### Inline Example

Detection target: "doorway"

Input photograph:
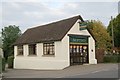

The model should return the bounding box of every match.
[70,44,88,65]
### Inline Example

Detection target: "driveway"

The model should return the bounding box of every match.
[2,63,119,78]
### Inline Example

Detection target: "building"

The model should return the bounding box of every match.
[14,15,97,70]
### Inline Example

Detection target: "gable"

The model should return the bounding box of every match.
[67,19,95,41]
[68,19,92,36]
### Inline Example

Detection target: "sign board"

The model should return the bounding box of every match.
[79,22,87,30]
[69,36,88,44]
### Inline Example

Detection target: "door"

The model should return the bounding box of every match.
[70,44,88,65]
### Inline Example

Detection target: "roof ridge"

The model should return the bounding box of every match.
[28,15,83,30]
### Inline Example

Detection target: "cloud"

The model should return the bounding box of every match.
[2,0,120,2]
[1,2,118,33]
[60,2,118,26]
[118,1,120,14]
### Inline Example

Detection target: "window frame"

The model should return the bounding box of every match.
[43,42,55,56]
[28,44,36,56]
[17,45,23,56]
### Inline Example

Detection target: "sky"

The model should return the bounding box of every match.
[118,1,120,13]
[0,0,119,33]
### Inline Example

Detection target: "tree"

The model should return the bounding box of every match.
[0,37,2,48]
[1,25,21,60]
[87,20,112,51]
[107,14,120,47]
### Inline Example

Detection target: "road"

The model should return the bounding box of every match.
[2,63,119,79]
[65,68,119,78]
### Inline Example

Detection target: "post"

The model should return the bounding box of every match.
[111,16,116,54]
[111,16,114,48]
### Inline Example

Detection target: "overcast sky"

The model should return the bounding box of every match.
[1,0,119,33]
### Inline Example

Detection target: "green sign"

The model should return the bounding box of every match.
[79,22,87,30]
[69,36,88,44]
[79,26,87,30]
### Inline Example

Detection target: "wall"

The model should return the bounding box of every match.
[14,38,69,70]
[14,19,97,70]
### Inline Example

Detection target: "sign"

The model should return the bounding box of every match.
[79,26,87,30]
[79,22,87,30]
[69,36,88,44]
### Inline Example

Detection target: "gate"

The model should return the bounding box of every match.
[70,44,88,65]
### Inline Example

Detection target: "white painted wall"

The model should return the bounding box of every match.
[88,37,97,64]
[14,19,97,70]
[14,41,69,70]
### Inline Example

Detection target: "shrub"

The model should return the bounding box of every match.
[7,56,14,68]
[118,54,120,63]
[2,58,5,71]
[103,55,120,63]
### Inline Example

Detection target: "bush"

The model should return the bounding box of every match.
[7,56,14,68]
[2,58,5,71]
[103,55,120,63]
[118,54,120,62]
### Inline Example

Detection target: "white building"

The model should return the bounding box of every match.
[14,15,97,70]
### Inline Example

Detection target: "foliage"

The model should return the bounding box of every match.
[1,25,21,60]
[107,14,120,47]
[103,54,120,63]
[2,57,5,71]
[87,20,112,51]
[0,37,2,48]
[7,56,14,68]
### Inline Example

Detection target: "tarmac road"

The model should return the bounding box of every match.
[64,67,119,78]
[2,63,119,79]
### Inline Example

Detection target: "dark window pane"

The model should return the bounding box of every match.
[29,44,36,55]
[17,45,23,55]
[43,42,55,55]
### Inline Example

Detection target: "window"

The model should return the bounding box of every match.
[43,42,55,55]
[29,44,36,55]
[17,45,23,55]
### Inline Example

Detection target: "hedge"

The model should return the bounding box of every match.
[8,56,14,68]
[103,55,120,63]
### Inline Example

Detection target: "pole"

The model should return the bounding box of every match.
[111,16,114,50]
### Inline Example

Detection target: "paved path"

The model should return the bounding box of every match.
[2,63,119,78]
